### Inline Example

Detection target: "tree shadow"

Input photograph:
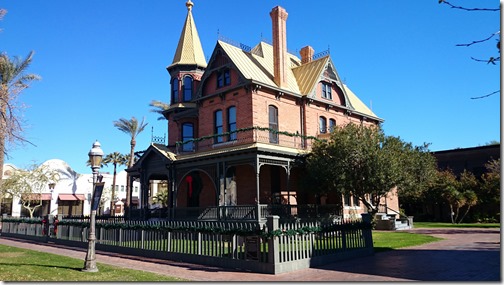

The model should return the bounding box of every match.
[310,248,500,281]
[0,262,82,272]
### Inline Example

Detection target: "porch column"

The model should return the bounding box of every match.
[255,158,261,222]
[128,174,135,219]
[286,162,291,205]
[170,166,176,219]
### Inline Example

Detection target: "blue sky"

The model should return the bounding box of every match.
[2,0,500,175]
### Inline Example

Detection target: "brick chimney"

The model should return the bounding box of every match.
[270,6,288,88]
[300,46,314,64]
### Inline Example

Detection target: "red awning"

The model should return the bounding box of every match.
[58,194,85,201]
[22,193,52,201]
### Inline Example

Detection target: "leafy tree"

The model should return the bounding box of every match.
[149,100,170,121]
[102,152,127,215]
[0,52,40,181]
[304,124,437,220]
[456,170,479,223]
[0,163,59,218]
[152,181,169,208]
[478,158,500,219]
[430,168,479,223]
[113,116,148,208]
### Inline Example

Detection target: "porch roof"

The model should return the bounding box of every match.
[58,194,85,201]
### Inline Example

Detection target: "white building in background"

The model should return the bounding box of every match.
[1,159,143,217]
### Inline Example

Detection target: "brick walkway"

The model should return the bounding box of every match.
[0,227,500,281]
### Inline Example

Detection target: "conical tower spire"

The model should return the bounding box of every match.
[169,0,207,69]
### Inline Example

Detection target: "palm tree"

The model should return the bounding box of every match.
[149,100,170,121]
[102,152,127,215]
[113,116,148,209]
[0,51,40,181]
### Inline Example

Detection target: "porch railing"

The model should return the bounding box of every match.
[126,204,343,222]
[171,127,319,155]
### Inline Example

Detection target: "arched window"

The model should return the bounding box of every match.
[171,78,179,104]
[227,106,237,141]
[182,123,194,152]
[183,76,193,102]
[214,110,223,144]
[329,118,336,133]
[269,105,279,144]
[319,116,327,134]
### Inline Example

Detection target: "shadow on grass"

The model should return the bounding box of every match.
[0,262,82,271]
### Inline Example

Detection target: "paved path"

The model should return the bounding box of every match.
[0,227,500,281]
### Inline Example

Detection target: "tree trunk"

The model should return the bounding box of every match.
[109,163,117,215]
[125,139,135,212]
[449,204,455,223]
[458,205,472,224]
[0,101,6,182]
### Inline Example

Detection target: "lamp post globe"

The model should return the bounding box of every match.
[83,140,103,273]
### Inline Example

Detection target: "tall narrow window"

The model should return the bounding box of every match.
[329,118,336,133]
[269,105,279,144]
[171,78,179,103]
[182,123,194,152]
[217,69,230,88]
[224,70,231,85]
[343,195,351,207]
[227,106,237,141]
[319,116,327,134]
[183,76,193,102]
[353,195,360,207]
[214,110,223,144]
[322,82,332,100]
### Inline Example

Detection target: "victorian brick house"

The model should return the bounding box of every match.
[127,1,395,220]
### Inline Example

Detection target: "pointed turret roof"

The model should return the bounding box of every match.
[169,0,207,69]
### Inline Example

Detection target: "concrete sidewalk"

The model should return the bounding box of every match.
[0,227,500,281]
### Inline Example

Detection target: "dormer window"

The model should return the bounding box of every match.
[183,76,193,102]
[322,82,332,100]
[217,69,231,88]
[171,78,179,104]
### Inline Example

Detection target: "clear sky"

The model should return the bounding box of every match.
[1,0,501,175]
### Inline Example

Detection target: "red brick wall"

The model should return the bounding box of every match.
[252,90,301,134]
[198,88,252,138]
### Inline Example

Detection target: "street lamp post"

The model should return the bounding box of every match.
[82,140,104,272]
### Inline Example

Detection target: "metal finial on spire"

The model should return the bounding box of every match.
[186,0,194,11]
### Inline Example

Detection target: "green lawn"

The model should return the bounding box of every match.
[372,231,443,253]
[414,222,500,229]
[0,244,187,282]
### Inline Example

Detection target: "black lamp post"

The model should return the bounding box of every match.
[82,140,103,272]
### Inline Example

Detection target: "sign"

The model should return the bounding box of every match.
[91,182,105,211]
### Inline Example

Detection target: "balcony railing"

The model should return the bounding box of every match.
[172,127,320,155]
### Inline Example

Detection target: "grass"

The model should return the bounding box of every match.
[372,231,443,253]
[414,222,500,229]
[0,244,187,282]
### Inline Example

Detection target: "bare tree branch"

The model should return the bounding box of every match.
[456,31,500,47]
[440,0,500,12]
[470,56,500,64]
[470,90,500,100]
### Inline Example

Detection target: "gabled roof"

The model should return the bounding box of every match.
[343,85,380,120]
[168,0,207,69]
[127,143,176,173]
[218,40,301,94]
[292,56,329,95]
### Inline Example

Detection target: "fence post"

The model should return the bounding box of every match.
[267,215,280,267]
[360,213,374,253]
